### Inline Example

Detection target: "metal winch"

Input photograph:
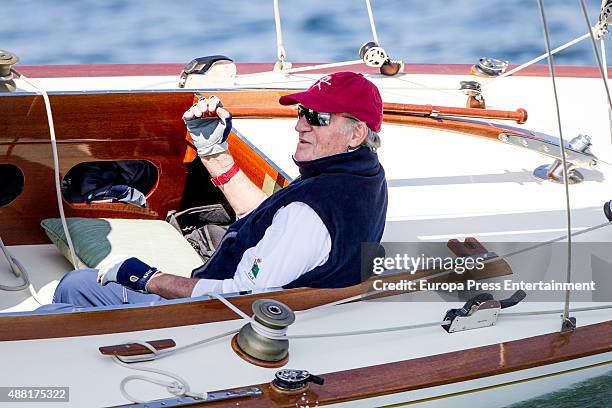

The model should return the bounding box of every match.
[232,299,295,367]
[442,290,526,333]
[460,80,485,108]
[471,57,508,77]
[533,134,594,184]
[0,50,19,93]
[271,369,324,394]
[359,41,403,76]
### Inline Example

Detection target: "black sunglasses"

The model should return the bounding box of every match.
[297,105,361,127]
[297,105,332,126]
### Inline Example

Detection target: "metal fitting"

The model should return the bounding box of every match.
[235,299,295,363]
[474,57,508,77]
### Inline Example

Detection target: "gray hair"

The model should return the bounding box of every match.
[343,118,381,151]
[364,127,381,151]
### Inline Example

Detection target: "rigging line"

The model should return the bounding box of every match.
[285,302,612,339]
[11,69,78,268]
[364,0,380,45]
[236,60,365,78]
[113,293,611,365]
[482,33,591,88]
[386,77,466,99]
[285,320,450,340]
[118,329,239,364]
[236,69,462,93]
[273,0,287,69]
[600,0,612,141]
[579,0,612,144]
[302,221,612,316]
[0,235,22,281]
[537,0,574,329]
[0,248,45,304]
[501,304,612,317]
[486,220,612,263]
[601,29,612,142]
[236,71,334,87]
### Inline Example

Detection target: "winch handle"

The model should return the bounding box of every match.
[307,374,325,386]
[499,290,526,309]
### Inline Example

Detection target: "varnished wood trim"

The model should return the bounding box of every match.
[230,334,289,368]
[216,104,529,124]
[382,113,531,141]
[383,103,527,124]
[188,321,612,407]
[0,259,510,341]
[98,339,176,356]
[0,287,357,341]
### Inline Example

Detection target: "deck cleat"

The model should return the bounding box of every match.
[232,299,295,367]
[0,50,19,93]
[471,57,509,77]
[442,290,526,333]
[271,369,324,394]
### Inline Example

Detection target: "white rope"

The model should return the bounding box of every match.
[204,292,288,339]
[0,235,45,304]
[364,0,380,45]
[273,0,288,70]
[108,285,612,402]
[483,33,591,87]
[13,71,78,267]
[113,345,206,404]
[238,59,364,78]
[285,320,449,340]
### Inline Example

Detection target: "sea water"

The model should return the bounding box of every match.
[2,1,611,406]
[2,0,611,66]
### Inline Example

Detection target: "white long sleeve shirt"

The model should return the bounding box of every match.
[191,202,331,296]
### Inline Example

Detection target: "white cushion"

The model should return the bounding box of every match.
[40,218,202,278]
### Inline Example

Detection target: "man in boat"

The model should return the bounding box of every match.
[47,71,388,308]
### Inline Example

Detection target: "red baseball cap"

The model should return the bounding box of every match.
[279,71,383,132]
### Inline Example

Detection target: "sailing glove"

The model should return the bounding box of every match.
[183,95,233,157]
[97,256,158,293]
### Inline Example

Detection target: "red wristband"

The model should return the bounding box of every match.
[211,163,240,187]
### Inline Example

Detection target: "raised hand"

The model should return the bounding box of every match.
[183,95,233,157]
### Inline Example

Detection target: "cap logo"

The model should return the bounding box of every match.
[311,75,331,91]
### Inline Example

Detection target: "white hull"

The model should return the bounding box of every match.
[1,64,611,407]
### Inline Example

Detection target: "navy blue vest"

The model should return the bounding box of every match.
[191,146,388,288]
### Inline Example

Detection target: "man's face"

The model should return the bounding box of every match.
[293,109,355,162]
